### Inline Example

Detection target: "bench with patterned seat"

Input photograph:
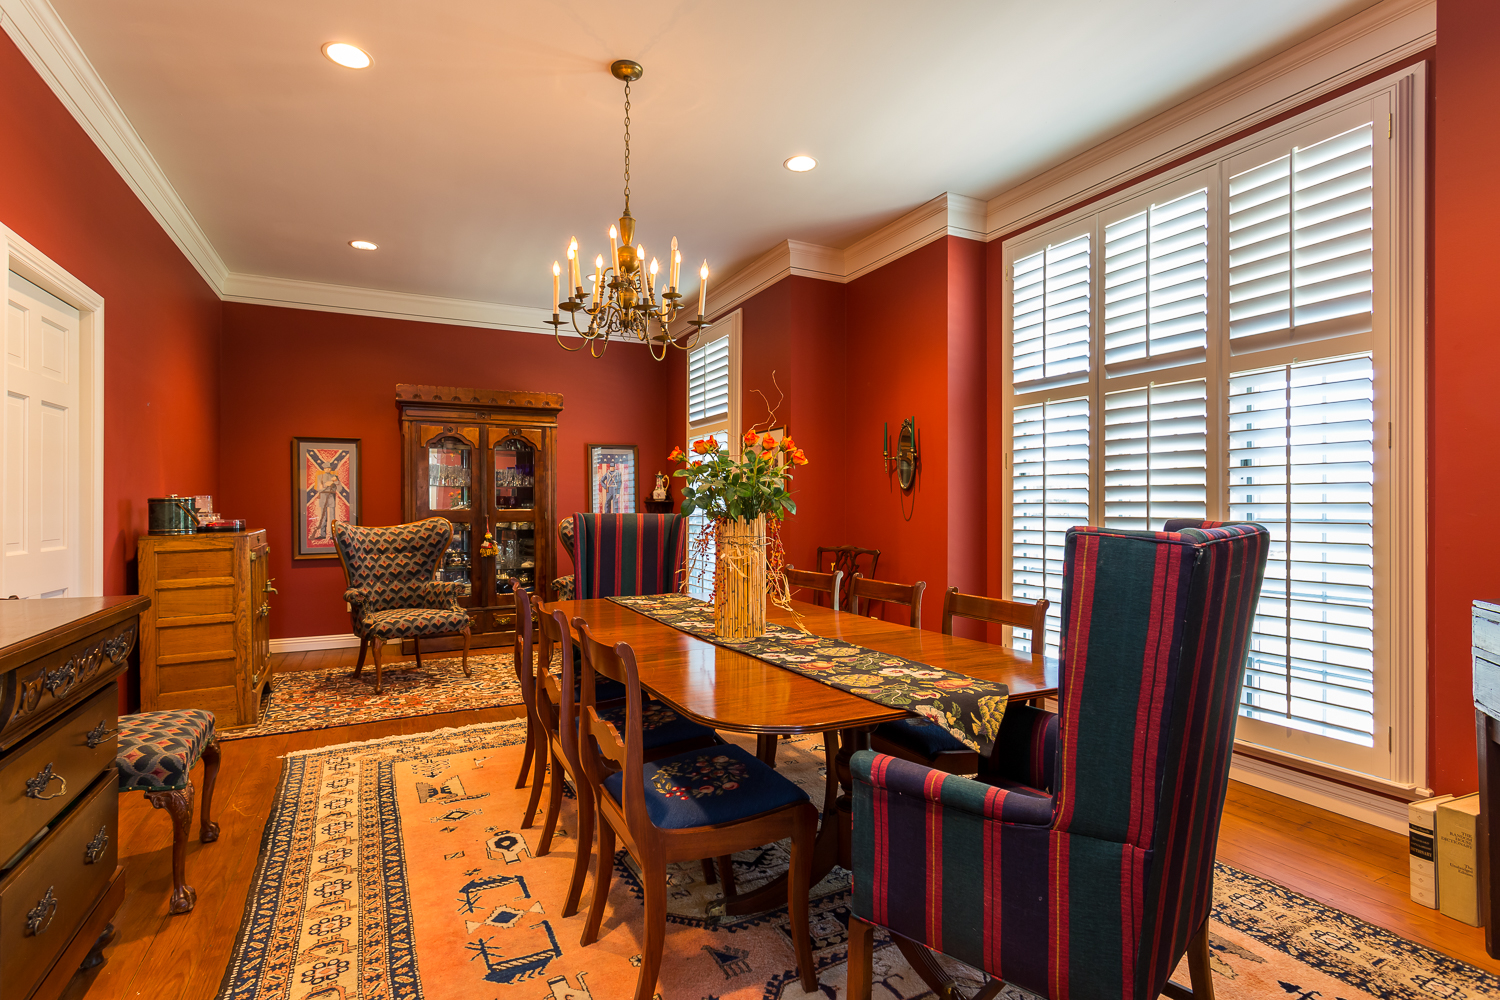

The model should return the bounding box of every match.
[115,709,222,914]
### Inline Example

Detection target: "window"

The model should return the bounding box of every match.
[683,311,740,599]
[1002,78,1420,783]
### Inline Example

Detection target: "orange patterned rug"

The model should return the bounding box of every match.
[216,719,1499,1000]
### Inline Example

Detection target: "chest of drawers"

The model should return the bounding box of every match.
[0,596,147,1000]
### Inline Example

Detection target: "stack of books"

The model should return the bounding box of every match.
[1410,792,1484,926]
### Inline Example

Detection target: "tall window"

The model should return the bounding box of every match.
[1002,82,1417,781]
[683,311,740,599]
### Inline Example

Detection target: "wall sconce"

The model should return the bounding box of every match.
[882,417,920,492]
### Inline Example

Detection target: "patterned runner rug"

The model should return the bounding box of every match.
[217,654,522,742]
[217,719,1500,1000]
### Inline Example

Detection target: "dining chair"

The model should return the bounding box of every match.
[574,618,820,1000]
[869,588,1049,775]
[817,544,879,610]
[847,523,1270,1000]
[529,602,722,917]
[848,572,926,625]
[571,512,688,598]
[511,580,544,821]
[786,566,843,609]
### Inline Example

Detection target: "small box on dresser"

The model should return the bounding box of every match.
[137,530,272,731]
[0,595,148,1000]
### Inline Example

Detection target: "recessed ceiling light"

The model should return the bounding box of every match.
[784,155,817,172]
[349,240,378,251]
[323,42,372,69]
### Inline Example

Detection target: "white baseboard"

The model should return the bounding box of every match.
[268,633,391,653]
[1229,753,1408,834]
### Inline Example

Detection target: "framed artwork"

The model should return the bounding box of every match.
[292,437,361,559]
[587,444,637,514]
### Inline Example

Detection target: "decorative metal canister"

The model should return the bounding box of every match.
[147,496,200,535]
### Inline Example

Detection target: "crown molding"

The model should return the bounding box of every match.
[221,273,563,336]
[843,193,986,281]
[984,0,1435,241]
[0,0,229,292]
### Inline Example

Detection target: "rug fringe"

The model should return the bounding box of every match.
[279,716,528,758]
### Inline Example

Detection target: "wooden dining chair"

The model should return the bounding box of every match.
[870,588,1050,775]
[786,566,843,609]
[847,572,926,625]
[574,618,820,1000]
[817,544,879,610]
[513,581,545,829]
[530,601,722,917]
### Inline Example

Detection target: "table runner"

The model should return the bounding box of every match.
[607,593,1008,754]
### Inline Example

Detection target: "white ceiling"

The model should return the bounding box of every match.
[48,0,1379,312]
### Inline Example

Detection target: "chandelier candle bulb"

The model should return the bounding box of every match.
[649,257,659,300]
[593,255,604,304]
[609,225,619,275]
[698,261,709,316]
[670,238,679,289]
[552,261,560,313]
[568,238,581,292]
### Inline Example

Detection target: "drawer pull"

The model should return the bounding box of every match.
[84,825,109,864]
[24,763,67,800]
[85,721,118,748]
[104,628,136,664]
[25,887,57,936]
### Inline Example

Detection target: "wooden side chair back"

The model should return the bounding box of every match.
[785,566,843,610]
[941,587,1050,645]
[573,621,820,1000]
[817,545,879,610]
[512,580,544,828]
[848,573,926,627]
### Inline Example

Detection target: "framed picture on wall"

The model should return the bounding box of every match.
[586,444,637,514]
[292,437,361,559]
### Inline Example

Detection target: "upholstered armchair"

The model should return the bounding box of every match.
[332,518,472,693]
[570,513,688,598]
[848,522,1269,1000]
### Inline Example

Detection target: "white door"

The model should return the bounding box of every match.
[4,271,79,599]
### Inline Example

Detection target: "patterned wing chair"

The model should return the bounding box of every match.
[570,513,688,598]
[848,522,1269,1000]
[551,516,577,602]
[332,518,472,693]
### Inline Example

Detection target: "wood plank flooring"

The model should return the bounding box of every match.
[57,649,1500,999]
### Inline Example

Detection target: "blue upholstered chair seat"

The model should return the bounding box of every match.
[874,718,972,758]
[602,744,808,829]
[363,607,471,639]
[116,709,216,792]
[597,700,718,750]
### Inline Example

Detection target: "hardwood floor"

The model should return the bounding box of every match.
[58,649,1500,998]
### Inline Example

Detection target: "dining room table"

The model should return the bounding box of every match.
[543,594,1059,917]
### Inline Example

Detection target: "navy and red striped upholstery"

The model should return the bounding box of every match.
[853,522,1268,1000]
[570,513,688,599]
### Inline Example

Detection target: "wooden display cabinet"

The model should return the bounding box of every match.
[396,384,562,651]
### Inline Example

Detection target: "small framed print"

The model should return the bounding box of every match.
[293,437,361,559]
[587,444,637,514]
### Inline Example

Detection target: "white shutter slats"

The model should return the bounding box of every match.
[1104,189,1209,372]
[688,337,730,424]
[1103,379,1208,531]
[1011,397,1089,654]
[1228,124,1374,353]
[1012,236,1091,389]
[1230,354,1375,747]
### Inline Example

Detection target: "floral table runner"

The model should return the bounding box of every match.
[607,593,1008,754]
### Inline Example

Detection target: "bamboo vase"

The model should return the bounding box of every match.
[714,514,768,639]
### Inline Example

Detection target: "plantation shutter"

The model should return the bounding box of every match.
[1012,235,1092,387]
[1010,396,1090,653]
[1229,354,1376,746]
[688,336,731,424]
[1102,379,1208,531]
[1103,188,1209,370]
[1227,124,1374,352]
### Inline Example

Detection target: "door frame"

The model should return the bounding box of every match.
[4,222,104,597]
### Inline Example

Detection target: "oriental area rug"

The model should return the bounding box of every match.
[216,654,523,741]
[216,719,1500,1000]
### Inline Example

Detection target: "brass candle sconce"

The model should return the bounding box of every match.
[882,417,920,520]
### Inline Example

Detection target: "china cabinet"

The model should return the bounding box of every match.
[396,384,562,650]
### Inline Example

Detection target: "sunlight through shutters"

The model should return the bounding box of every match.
[1011,397,1089,654]
[1103,379,1208,531]
[1012,236,1091,387]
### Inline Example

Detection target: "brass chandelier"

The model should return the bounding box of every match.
[549,60,711,359]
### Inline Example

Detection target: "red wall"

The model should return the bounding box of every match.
[1430,1,1497,793]
[219,303,671,639]
[0,33,221,596]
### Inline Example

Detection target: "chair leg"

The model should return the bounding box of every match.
[847,915,875,1000]
[413,635,421,668]
[198,740,221,843]
[635,855,667,1000]
[756,732,779,768]
[537,751,564,856]
[370,635,384,694]
[521,736,547,829]
[460,624,472,677]
[515,715,536,791]
[1187,916,1214,1000]
[581,819,615,946]
[353,635,369,678]
[145,782,197,915]
[715,855,736,897]
[788,804,817,992]
[563,772,594,918]
[700,858,717,884]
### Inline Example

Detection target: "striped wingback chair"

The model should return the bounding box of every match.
[848,522,1269,1000]
[332,517,472,694]
[570,513,688,598]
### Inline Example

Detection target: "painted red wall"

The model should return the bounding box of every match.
[782,277,848,575]
[218,303,670,639]
[1430,1,1497,793]
[0,33,221,597]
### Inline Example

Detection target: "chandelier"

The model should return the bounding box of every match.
[549,60,711,360]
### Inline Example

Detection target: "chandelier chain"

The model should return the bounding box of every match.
[622,80,631,209]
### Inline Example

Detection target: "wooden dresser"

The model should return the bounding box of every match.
[138,531,273,731]
[0,596,147,1000]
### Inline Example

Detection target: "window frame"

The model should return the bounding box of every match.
[682,310,742,599]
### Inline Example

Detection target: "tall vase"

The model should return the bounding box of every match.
[714,514,767,639]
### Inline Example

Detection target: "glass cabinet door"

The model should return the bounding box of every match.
[493,436,537,511]
[439,523,473,597]
[493,520,536,594]
[427,433,476,513]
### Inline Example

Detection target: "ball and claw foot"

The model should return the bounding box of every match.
[79,922,116,971]
[168,883,198,915]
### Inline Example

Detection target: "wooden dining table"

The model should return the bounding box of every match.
[545,595,1059,916]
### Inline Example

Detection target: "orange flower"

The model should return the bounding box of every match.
[690,460,703,469]
[791,448,809,466]
[667,446,687,462]
[705,435,718,452]
[691,438,714,455]
[780,436,797,452]
[743,428,759,447]
[760,434,778,451]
